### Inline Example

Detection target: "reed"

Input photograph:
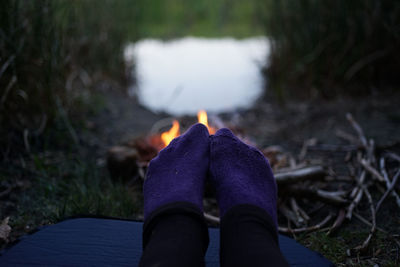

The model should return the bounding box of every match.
[0,0,139,150]
[264,0,400,99]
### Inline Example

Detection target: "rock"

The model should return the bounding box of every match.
[107,146,139,182]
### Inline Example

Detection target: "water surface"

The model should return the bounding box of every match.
[125,37,269,115]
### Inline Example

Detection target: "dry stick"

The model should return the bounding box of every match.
[385,152,400,163]
[299,138,317,161]
[297,205,311,222]
[204,213,220,224]
[279,213,333,234]
[287,186,348,205]
[354,185,376,252]
[375,169,400,213]
[360,158,385,182]
[353,212,387,234]
[380,157,400,208]
[346,171,366,219]
[290,198,305,224]
[335,129,360,145]
[346,113,368,148]
[327,209,346,235]
[279,203,301,227]
[275,166,326,185]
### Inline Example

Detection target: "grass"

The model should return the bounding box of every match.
[297,225,400,266]
[1,135,142,247]
[264,0,400,99]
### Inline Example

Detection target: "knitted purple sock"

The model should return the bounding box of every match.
[143,123,210,220]
[210,128,278,225]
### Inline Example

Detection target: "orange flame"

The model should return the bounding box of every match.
[161,120,180,147]
[160,110,215,148]
[197,110,216,134]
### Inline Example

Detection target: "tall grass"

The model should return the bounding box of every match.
[0,0,139,152]
[265,0,400,99]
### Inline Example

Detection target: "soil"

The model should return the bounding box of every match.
[2,84,399,265]
[85,87,400,265]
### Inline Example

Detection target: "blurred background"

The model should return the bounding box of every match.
[1,1,400,265]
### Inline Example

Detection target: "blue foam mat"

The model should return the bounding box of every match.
[0,218,333,266]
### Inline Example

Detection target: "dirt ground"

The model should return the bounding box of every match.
[1,86,399,265]
[86,87,400,265]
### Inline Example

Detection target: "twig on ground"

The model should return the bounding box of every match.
[346,113,368,148]
[376,169,400,213]
[360,158,385,182]
[353,212,387,234]
[279,213,333,234]
[299,138,317,161]
[275,166,326,185]
[347,185,364,220]
[380,157,400,208]
[327,209,346,235]
[385,152,400,163]
[336,129,359,144]
[353,185,376,252]
[279,203,301,227]
[286,186,348,205]
[290,198,306,225]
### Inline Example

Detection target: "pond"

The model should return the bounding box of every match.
[124,37,269,115]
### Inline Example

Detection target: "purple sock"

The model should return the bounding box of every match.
[143,123,210,220]
[210,128,278,225]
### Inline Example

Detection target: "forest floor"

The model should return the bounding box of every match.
[1,84,399,266]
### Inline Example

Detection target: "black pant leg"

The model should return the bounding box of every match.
[220,204,289,267]
[139,202,209,267]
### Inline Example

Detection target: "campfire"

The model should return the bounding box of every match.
[156,110,216,150]
[107,112,400,255]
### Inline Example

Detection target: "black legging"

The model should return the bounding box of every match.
[140,202,289,267]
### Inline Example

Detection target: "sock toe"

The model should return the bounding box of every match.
[214,128,237,139]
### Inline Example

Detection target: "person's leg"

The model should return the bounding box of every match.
[210,128,288,266]
[220,205,288,267]
[140,124,210,267]
[140,202,209,267]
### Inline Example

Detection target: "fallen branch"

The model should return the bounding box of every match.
[335,129,359,144]
[279,203,301,227]
[380,157,400,208]
[375,169,400,213]
[346,113,368,148]
[286,187,348,205]
[275,166,326,185]
[360,158,385,182]
[385,152,400,163]
[353,212,387,234]
[327,209,346,235]
[353,185,376,252]
[290,198,309,224]
[279,213,333,234]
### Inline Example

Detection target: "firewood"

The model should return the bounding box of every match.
[275,166,326,185]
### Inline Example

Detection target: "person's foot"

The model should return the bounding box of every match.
[209,128,278,224]
[143,123,210,219]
